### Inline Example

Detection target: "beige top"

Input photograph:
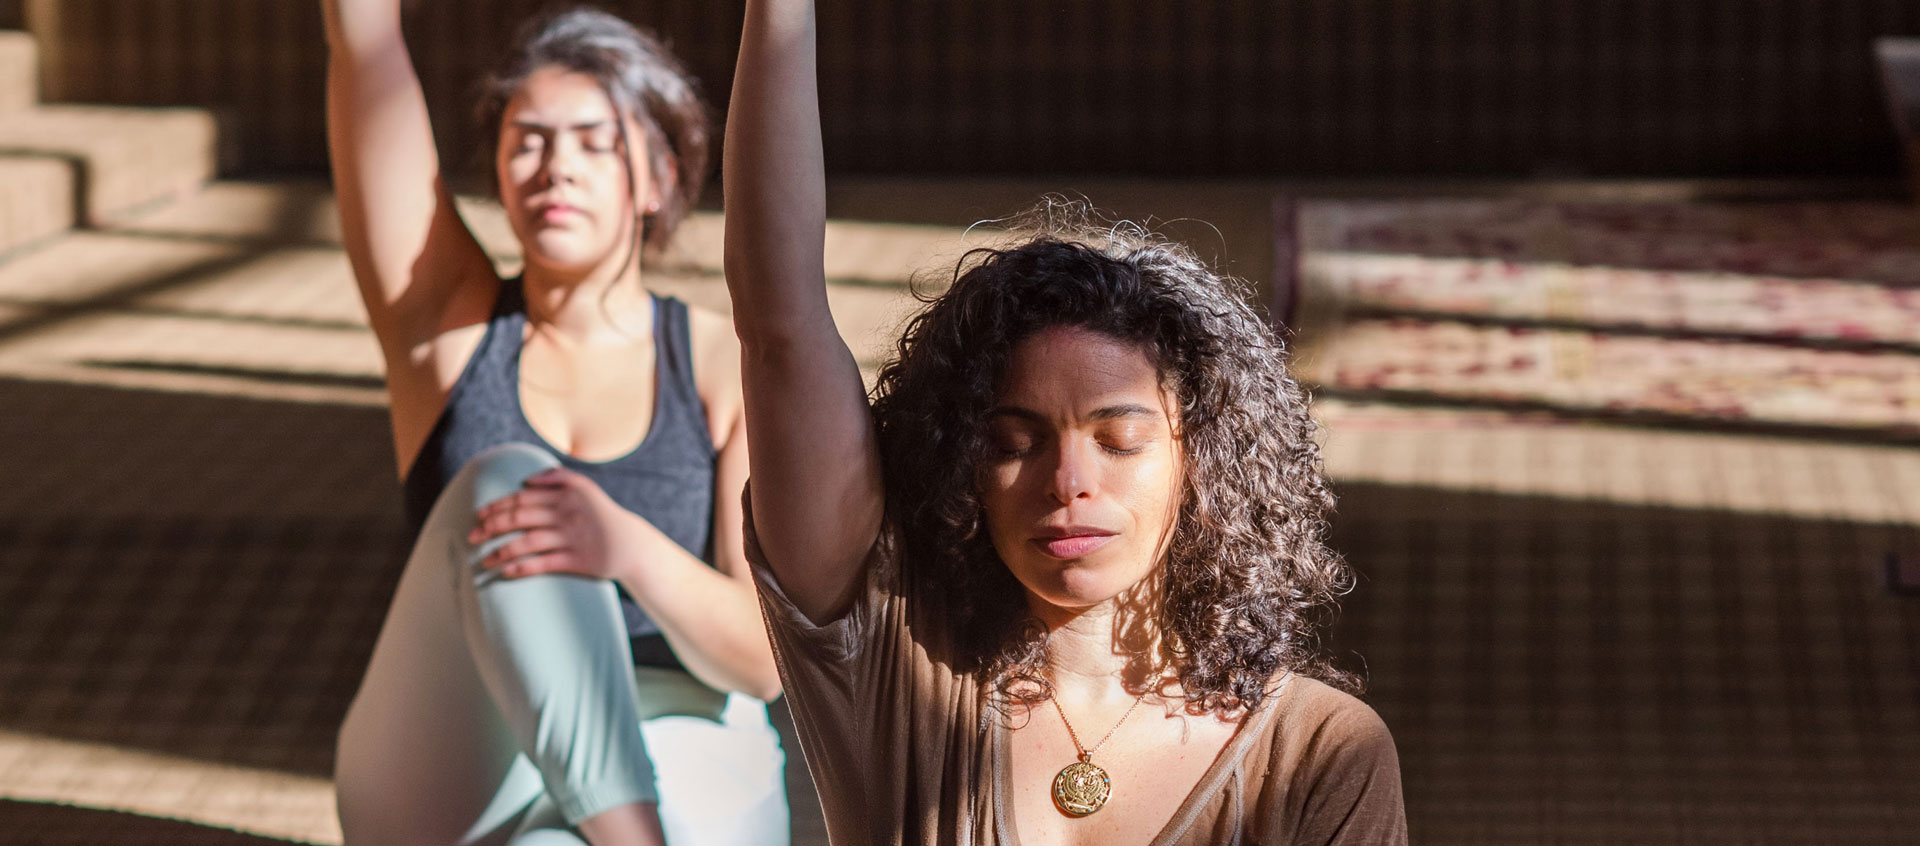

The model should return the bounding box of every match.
[746,505,1408,845]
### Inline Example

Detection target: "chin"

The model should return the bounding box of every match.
[1009,556,1137,612]
[516,220,607,260]
[525,240,612,274]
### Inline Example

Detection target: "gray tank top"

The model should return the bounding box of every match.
[403,280,716,670]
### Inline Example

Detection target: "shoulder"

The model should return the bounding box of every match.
[681,299,737,344]
[680,300,744,442]
[1253,676,1408,843]
[1263,676,1399,774]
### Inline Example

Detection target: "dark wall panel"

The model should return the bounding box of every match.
[21,0,1920,178]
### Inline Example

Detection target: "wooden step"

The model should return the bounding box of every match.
[0,155,72,256]
[0,31,34,113]
[0,104,218,225]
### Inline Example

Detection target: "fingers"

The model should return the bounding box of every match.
[477,487,565,518]
[493,551,580,580]
[479,528,566,570]
[470,504,562,544]
[471,488,566,542]
[521,468,578,488]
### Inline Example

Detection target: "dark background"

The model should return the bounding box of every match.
[4,0,1919,180]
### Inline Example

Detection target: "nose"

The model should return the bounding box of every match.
[1048,438,1096,504]
[543,136,581,186]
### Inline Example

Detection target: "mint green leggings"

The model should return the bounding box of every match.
[333,444,787,845]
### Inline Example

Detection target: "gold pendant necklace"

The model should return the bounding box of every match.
[1049,693,1144,817]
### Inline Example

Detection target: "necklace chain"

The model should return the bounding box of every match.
[1050,693,1144,763]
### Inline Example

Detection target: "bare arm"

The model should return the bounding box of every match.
[724,0,883,623]
[323,0,496,364]
[621,414,780,698]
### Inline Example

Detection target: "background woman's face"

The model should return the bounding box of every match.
[495,66,658,274]
[977,326,1184,614]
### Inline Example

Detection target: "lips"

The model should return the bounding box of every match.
[535,203,582,223]
[1032,529,1118,559]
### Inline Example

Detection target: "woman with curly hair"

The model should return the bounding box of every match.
[722,0,1406,843]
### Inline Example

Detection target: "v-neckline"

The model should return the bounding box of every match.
[990,674,1292,846]
[510,290,668,466]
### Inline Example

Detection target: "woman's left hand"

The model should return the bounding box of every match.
[469,468,654,581]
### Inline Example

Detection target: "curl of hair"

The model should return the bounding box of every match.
[870,199,1359,716]
[476,6,711,255]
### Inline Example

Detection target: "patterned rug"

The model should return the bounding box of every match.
[1293,200,1920,436]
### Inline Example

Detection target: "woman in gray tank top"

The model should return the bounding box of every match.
[324,4,786,844]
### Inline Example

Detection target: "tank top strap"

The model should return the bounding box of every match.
[495,276,528,318]
[651,294,709,447]
[476,278,528,365]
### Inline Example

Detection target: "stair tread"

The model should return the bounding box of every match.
[0,104,216,150]
[0,155,74,256]
[0,31,35,113]
[0,104,220,224]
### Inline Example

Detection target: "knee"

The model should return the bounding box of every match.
[457,443,561,512]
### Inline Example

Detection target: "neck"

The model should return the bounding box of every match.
[1028,573,1169,707]
[519,249,651,344]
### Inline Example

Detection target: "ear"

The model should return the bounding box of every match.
[644,149,678,217]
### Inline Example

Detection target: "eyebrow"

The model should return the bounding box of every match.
[508,119,614,132]
[988,403,1160,423]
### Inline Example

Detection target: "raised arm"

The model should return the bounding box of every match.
[723,0,883,623]
[324,0,495,349]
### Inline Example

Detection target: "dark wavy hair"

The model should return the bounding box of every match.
[871,201,1358,715]
[476,6,711,256]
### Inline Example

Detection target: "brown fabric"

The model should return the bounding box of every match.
[744,496,1408,845]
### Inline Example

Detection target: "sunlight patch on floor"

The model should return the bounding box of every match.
[0,729,340,844]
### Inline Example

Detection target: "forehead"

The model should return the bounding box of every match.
[998,326,1165,412]
[503,66,618,124]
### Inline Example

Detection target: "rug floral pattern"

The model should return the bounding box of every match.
[1295,200,1920,434]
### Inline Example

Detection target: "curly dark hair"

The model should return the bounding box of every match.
[476,6,711,256]
[871,202,1358,716]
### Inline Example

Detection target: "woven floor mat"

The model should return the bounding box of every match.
[1330,483,1920,845]
[1304,251,1920,349]
[1294,199,1920,436]
[0,378,403,779]
[0,730,337,843]
[1300,318,1920,436]
[0,801,294,845]
[1301,199,1920,288]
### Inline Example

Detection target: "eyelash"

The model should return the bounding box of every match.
[987,439,1143,458]
[511,137,615,153]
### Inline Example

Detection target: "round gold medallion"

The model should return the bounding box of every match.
[1051,760,1113,817]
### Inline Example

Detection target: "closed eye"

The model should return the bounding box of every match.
[509,130,548,154]
[984,421,1040,458]
[988,434,1038,458]
[1096,421,1155,456]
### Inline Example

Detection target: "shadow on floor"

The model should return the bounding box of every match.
[1328,481,1920,845]
[0,800,299,845]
